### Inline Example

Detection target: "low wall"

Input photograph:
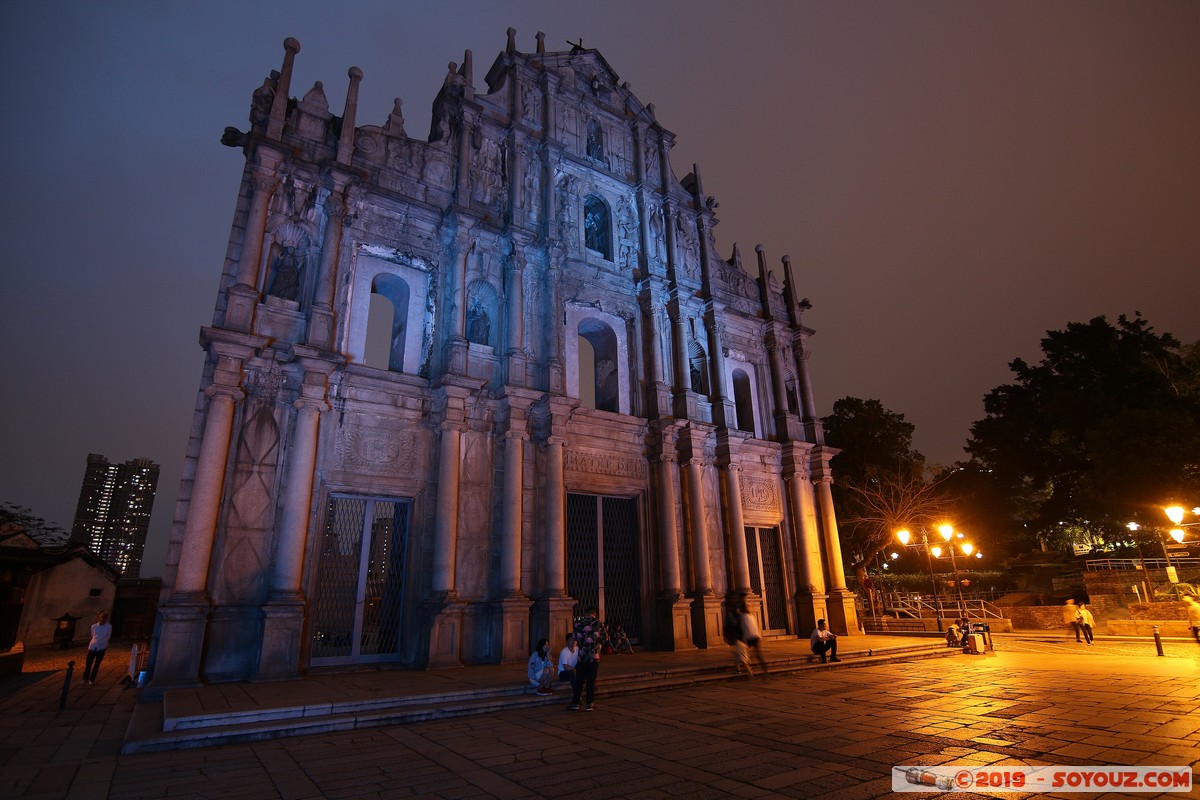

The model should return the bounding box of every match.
[1106,620,1194,637]
[1004,606,1067,630]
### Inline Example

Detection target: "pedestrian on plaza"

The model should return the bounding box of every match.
[1062,599,1082,642]
[737,600,770,677]
[723,597,749,676]
[557,633,579,685]
[1077,603,1095,646]
[528,638,555,695]
[1182,596,1200,645]
[810,618,841,663]
[568,607,606,711]
[82,611,112,686]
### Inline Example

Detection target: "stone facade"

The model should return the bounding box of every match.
[151,31,856,688]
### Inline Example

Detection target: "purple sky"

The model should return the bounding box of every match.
[2,2,1197,577]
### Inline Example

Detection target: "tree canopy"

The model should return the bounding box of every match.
[823,397,948,579]
[966,314,1200,549]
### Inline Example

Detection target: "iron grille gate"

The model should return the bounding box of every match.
[310,495,410,665]
[745,526,788,632]
[566,494,642,639]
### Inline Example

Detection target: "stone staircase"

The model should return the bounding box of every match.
[122,638,953,754]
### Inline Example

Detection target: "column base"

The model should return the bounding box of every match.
[824,589,861,636]
[496,596,534,663]
[144,598,210,698]
[689,593,721,649]
[256,595,306,682]
[793,592,829,640]
[224,284,259,332]
[532,595,577,653]
[655,593,697,651]
[423,595,467,668]
[306,305,335,350]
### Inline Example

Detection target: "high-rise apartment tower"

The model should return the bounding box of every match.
[71,453,160,578]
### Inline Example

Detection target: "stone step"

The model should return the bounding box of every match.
[122,642,953,754]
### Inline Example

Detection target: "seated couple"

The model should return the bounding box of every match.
[528,635,582,695]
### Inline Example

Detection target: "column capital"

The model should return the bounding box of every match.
[505,429,530,442]
[292,396,329,413]
[205,384,244,403]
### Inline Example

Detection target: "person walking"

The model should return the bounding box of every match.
[527,638,555,694]
[568,607,606,711]
[82,611,112,686]
[1062,599,1082,642]
[1183,596,1200,645]
[1076,603,1096,645]
[723,598,749,675]
[737,600,770,677]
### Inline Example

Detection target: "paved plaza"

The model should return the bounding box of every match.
[2,636,1197,799]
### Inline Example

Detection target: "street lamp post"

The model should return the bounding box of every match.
[896,527,944,632]
[938,525,969,619]
[1163,505,1199,584]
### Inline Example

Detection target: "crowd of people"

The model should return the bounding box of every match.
[526,606,635,710]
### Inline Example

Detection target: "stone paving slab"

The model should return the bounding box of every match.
[2,635,1199,798]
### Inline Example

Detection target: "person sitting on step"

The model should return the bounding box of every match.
[527,638,555,695]
[810,618,840,663]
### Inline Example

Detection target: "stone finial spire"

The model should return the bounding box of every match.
[384,97,406,137]
[267,37,301,141]
[536,31,546,54]
[337,67,363,165]
[691,163,704,198]
[462,49,474,101]
[781,255,803,325]
[506,27,517,54]
[755,245,773,319]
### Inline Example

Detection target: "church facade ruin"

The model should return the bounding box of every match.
[152,30,857,688]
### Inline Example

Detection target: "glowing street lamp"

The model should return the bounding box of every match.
[896,527,944,630]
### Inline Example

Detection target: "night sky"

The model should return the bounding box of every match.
[2,2,1197,577]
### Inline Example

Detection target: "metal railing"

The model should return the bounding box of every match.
[881,592,1005,620]
[1084,557,1200,572]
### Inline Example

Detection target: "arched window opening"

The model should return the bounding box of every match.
[584,195,612,261]
[369,274,411,372]
[733,369,756,436]
[579,318,619,413]
[364,294,394,369]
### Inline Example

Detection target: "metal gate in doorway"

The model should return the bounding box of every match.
[745,526,788,632]
[309,495,410,666]
[566,494,642,638]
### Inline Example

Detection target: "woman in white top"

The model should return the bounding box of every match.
[527,638,555,694]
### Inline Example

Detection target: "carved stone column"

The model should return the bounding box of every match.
[533,433,575,653]
[782,442,827,636]
[258,351,336,681]
[653,425,694,650]
[721,462,752,595]
[679,428,719,647]
[496,421,532,662]
[151,335,257,692]
[425,417,466,667]
[226,164,281,331]
[306,182,353,350]
[813,449,859,635]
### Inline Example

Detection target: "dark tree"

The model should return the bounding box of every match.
[823,398,949,608]
[966,314,1200,549]
[0,503,69,547]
